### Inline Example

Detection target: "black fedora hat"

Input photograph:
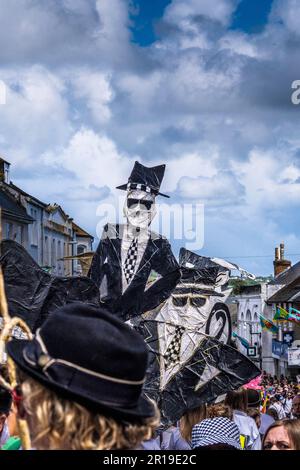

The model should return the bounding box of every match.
[7,303,155,421]
[116,161,169,198]
[174,248,231,297]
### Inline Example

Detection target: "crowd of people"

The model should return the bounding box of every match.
[260,372,300,421]
[0,303,300,451]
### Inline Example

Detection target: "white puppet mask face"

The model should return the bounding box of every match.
[124,190,156,230]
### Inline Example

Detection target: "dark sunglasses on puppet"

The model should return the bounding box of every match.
[127,198,154,211]
[171,294,208,308]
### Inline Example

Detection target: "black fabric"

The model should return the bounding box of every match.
[0,386,12,414]
[116,161,169,198]
[137,320,260,428]
[0,240,100,332]
[88,224,181,321]
[7,302,155,420]
[179,247,228,287]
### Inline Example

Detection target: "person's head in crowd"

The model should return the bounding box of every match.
[292,395,300,419]
[262,419,300,450]
[191,417,241,450]
[247,408,261,430]
[246,389,261,408]
[224,388,248,413]
[6,303,159,450]
[0,386,12,438]
[206,403,233,420]
[179,404,207,442]
[266,406,279,421]
[274,393,282,403]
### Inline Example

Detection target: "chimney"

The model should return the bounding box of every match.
[273,242,292,277]
[0,157,10,184]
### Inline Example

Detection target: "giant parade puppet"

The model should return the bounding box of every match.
[88,161,181,321]
[0,161,260,430]
[136,248,260,427]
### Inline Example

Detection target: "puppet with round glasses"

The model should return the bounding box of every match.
[137,248,259,427]
[88,161,180,321]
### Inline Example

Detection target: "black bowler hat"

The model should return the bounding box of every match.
[7,303,155,421]
[246,389,261,408]
[173,248,230,297]
[116,161,169,198]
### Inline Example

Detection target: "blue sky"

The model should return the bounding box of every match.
[0,0,300,276]
[130,0,274,45]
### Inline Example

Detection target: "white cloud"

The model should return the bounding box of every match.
[177,171,244,206]
[219,32,260,58]
[271,0,300,36]
[71,70,114,124]
[164,0,238,27]
[164,150,219,193]
[42,127,134,190]
[0,66,71,163]
[232,148,300,213]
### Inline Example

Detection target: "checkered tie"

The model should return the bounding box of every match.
[123,238,138,285]
[164,325,185,368]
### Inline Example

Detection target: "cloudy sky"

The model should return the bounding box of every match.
[1,0,300,275]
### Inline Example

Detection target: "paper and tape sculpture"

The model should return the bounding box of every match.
[0,240,100,332]
[89,161,180,321]
[137,248,260,427]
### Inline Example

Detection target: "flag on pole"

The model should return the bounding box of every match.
[274,307,300,325]
[260,315,279,333]
[232,332,250,349]
[289,307,300,318]
[274,306,289,321]
[261,392,270,414]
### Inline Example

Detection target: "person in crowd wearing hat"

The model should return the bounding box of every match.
[166,402,233,450]
[191,417,241,450]
[6,303,159,450]
[246,389,274,438]
[291,394,300,419]
[0,386,12,448]
[89,161,180,321]
[262,419,300,450]
[225,388,261,450]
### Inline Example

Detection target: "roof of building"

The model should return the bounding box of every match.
[0,157,11,165]
[46,203,73,221]
[267,276,300,304]
[269,261,300,286]
[8,182,48,208]
[72,222,94,239]
[0,188,34,224]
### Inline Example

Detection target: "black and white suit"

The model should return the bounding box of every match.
[137,319,260,428]
[88,224,181,321]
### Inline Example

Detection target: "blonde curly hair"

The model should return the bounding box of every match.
[21,376,160,450]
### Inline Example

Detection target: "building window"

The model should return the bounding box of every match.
[15,225,24,245]
[30,208,38,246]
[246,309,251,322]
[5,222,13,239]
[52,238,56,269]
[44,236,49,266]
[77,244,86,255]
[57,240,63,274]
